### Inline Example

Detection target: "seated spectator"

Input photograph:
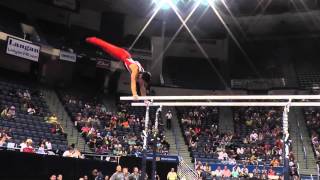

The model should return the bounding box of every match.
[63,145,83,158]
[50,175,57,180]
[214,166,223,178]
[22,139,34,153]
[27,106,36,115]
[222,166,231,178]
[122,121,130,129]
[252,166,260,178]
[0,106,8,118]
[270,157,280,167]
[36,143,47,154]
[20,139,27,152]
[23,90,31,100]
[240,165,249,178]
[81,125,91,136]
[51,123,67,137]
[47,114,58,124]
[45,139,52,150]
[57,174,63,180]
[7,106,16,119]
[231,165,240,178]
[268,167,276,176]
[261,166,268,179]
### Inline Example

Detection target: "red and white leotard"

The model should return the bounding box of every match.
[86,37,144,73]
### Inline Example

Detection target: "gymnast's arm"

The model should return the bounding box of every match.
[129,64,139,97]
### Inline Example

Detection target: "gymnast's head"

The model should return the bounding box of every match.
[140,71,151,84]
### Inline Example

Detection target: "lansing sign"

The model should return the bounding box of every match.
[6,37,40,62]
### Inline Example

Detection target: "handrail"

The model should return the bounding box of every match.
[171,108,180,156]
[296,111,308,169]
[317,164,319,180]
[178,157,198,180]
[297,163,300,177]
[303,146,308,169]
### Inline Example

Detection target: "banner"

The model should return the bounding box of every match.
[96,60,111,69]
[137,154,179,163]
[60,50,77,62]
[6,37,40,62]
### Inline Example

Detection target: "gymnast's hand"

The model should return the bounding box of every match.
[133,94,139,101]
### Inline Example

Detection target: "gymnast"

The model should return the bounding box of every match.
[86,37,151,99]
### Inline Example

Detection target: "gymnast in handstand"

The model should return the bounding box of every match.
[86,37,151,99]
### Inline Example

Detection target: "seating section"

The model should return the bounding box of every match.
[233,107,285,166]
[178,106,296,168]
[298,73,320,89]
[59,91,169,155]
[303,107,320,162]
[177,107,220,161]
[0,80,68,152]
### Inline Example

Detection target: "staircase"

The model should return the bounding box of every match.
[289,107,318,176]
[42,88,91,152]
[162,107,194,169]
[219,107,234,133]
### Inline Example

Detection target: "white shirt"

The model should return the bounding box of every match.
[237,147,244,154]
[166,113,172,119]
[250,133,258,141]
[63,150,72,157]
[215,169,223,177]
[20,142,26,152]
[37,147,46,154]
[45,142,52,150]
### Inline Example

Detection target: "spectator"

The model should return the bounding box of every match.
[20,139,27,152]
[110,165,124,180]
[129,167,140,180]
[268,167,276,176]
[270,157,280,167]
[50,175,57,180]
[214,166,223,178]
[240,165,249,178]
[57,174,63,180]
[261,166,268,179]
[231,165,240,178]
[167,168,177,180]
[0,106,8,118]
[252,166,260,178]
[47,114,58,124]
[27,106,36,115]
[37,143,47,154]
[6,106,16,119]
[222,166,231,178]
[165,111,172,129]
[22,139,34,153]
[122,167,130,180]
[23,89,31,100]
[45,139,52,150]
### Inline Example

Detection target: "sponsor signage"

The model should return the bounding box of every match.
[60,50,77,62]
[6,37,40,62]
